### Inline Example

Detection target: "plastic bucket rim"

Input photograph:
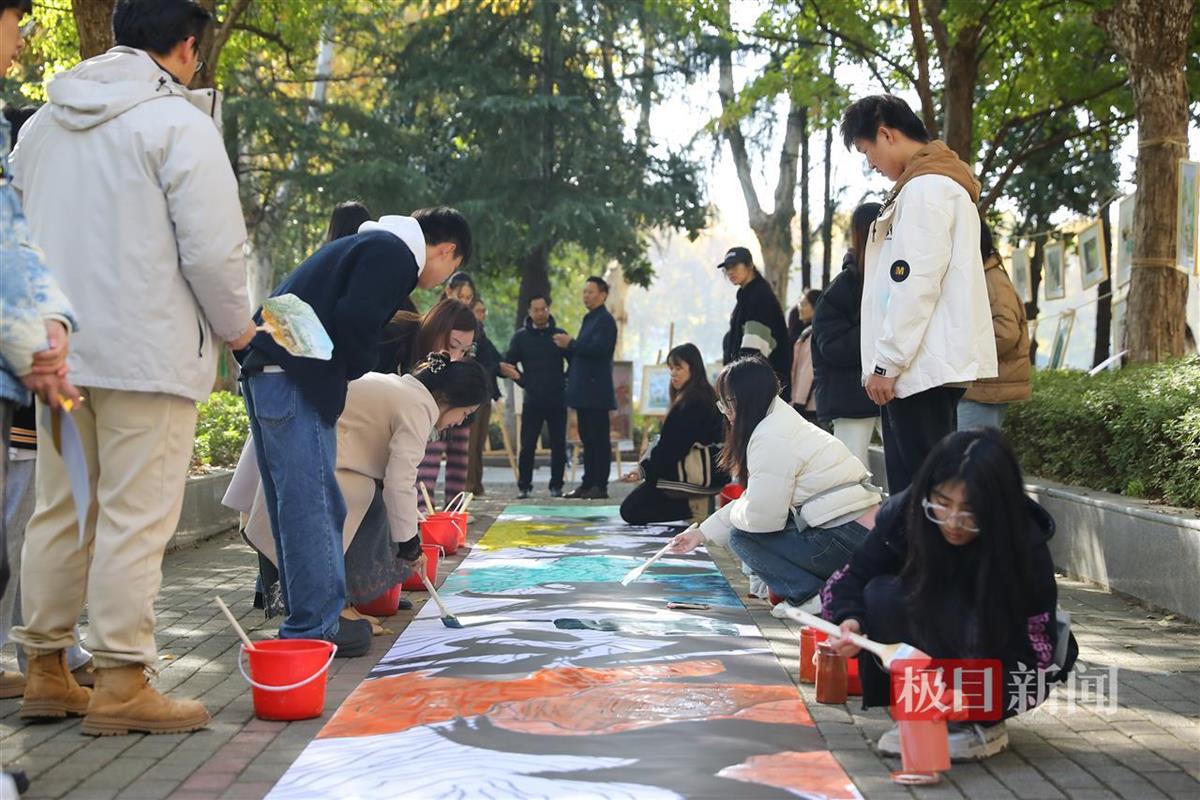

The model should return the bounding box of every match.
[238,641,337,693]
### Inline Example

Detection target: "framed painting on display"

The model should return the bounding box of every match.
[1178,160,1199,275]
[1077,219,1108,290]
[1048,310,1076,370]
[639,364,672,417]
[1116,194,1135,288]
[1043,241,1067,300]
[1010,246,1032,303]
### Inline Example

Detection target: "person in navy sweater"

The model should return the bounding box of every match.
[559,277,618,499]
[239,209,471,657]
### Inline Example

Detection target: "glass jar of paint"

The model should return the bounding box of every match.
[815,643,848,704]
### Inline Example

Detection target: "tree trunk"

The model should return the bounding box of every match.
[1098,0,1194,362]
[1092,212,1114,366]
[940,36,981,162]
[752,217,793,305]
[799,106,812,291]
[72,0,116,59]
[1027,234,1045,365]
[821,41,835,287]
[517,244,551,330]
[195,0,253,89]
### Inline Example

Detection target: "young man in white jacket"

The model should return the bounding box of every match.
[9,0,255,735]
[841,95,997,493]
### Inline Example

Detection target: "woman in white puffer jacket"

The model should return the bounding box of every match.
[669,356,883,616]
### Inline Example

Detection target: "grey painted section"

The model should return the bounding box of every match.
[867,445,1200,619]
[169,470,237,553]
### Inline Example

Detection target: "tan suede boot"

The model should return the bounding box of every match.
[19,651,92,719]
[81,664,210,736]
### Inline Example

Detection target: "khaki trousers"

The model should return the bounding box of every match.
[11,388,198,668]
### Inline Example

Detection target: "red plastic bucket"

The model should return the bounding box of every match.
[239,639,336,721]
[401,543,442,591]
[718,484,744,508]
[421,515,461,555]
[355,584,402,617]
[799,627,829,684]
[847,652,863,696]
[449,511,469,548]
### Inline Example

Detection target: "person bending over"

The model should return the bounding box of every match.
[668,356,881,619]
[619,344,725,525]
[823,429,1077,761]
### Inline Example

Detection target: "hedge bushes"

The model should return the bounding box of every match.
[192,391,249,471]
[1004,357,1200,510]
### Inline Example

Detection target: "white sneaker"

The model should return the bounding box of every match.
[747,574,770,600]
[877,724,901,756]
[798,595,822,615]
[770,601,792,619]
[948,722,1008,761]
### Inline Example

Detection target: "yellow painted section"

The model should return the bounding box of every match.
[476,520,598,551]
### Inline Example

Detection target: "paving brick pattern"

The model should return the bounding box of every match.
[1,488,1196,799]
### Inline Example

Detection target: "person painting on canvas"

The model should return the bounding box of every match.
[618,344,725,525]
[822,429,1077,761]
[233,354,489,626]
[667,357,881,620]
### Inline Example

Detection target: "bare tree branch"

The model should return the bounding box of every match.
[773,95,804,218]
[717,42,766,227]
[907,0,940,137]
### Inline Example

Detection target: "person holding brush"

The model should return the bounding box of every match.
[235,354,489,628]
[667,356,881,620]
[822,429,1077,762]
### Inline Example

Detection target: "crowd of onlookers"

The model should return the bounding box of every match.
[0,0,1074,787]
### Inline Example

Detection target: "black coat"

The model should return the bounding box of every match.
[242,230,418,425]
[722,274,792,398]
[472,326,503,401]
[811,256,879,422]
[641,396,726,483]
[504,315,568,408]
[565,305,617,410]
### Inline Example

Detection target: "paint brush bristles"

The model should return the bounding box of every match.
[619,541,674,587]
[420,573,462,628]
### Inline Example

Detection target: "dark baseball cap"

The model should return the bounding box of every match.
[717,246,754,270]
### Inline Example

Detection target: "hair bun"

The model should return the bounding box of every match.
[426,351,451,374]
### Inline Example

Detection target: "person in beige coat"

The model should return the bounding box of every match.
[230,354,489,614]
[958,224,1031,431]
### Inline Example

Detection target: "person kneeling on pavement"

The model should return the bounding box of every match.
[822,429,1078,761]
[667,356,881,619]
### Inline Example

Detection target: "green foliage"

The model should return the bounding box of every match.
[192,391,250,471]
[1004,359,1200,509]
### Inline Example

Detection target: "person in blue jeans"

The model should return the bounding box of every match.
[668,357,882,619]
[239,211,470,657]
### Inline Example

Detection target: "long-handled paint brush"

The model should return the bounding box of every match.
[419,482,435,517]
[214,596,256,651]
[780,607,931,672]
[619,540,675,587]
[419,573,463,628]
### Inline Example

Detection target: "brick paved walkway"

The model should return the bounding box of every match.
[1,488,1196,799]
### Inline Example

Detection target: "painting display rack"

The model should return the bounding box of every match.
[267,505,861,799]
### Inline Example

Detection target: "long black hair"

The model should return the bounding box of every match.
[902,430,1034,657]
[715,356,779,485]
[849,202,881,304]
[666,343,717,409]
[412,353,489,409]
[325,201,371,243]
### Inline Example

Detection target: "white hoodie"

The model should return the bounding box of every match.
[11,47,249,402]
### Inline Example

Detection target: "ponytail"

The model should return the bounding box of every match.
[413,352,489,409]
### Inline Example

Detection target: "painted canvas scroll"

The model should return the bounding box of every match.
[268,506,861,800]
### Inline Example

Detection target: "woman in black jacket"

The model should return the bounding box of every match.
[810,203,881,467]
[619,344,726,525]
[822,429,1076,762]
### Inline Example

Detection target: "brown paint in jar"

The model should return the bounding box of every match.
[815,642,848,704]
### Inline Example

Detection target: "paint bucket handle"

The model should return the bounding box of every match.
[445,492,467,512]
[237,644,337,692]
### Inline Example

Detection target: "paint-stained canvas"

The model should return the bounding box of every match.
[268,506,861,800]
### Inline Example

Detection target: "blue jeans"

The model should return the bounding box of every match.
[730,515,869,604]
[243,372,347,640]
[957,399,1007,431]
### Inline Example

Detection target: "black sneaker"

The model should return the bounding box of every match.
[329,618,372,658]
[549,487,563,498]
[518,489,531,499]
[563,486,589,499]
[583,486,609,499]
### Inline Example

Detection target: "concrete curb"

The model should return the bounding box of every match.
[170,470,237,553]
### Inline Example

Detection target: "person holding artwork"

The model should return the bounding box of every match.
[560,277,618,500]
[720,247,792,398]
[239,209,470,659]
[619,344,726,525]
[810,203,882,468]
[236,355,489,619]
[501,294,570,499]
[958,222,1031,431]
[823,429,1076,761]
[668,357,882,619]
[841,95,996,493]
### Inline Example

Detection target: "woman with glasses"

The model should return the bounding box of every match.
[822,429,1074,761]
[668,356,881,619]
